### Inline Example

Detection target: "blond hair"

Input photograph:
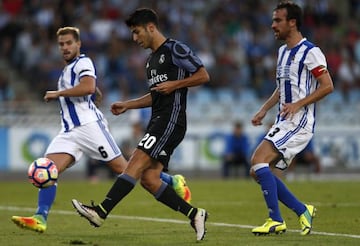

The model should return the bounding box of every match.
[56,26,80,41]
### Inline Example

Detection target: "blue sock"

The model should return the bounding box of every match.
[254,165,283,222]
[274,175,306,216]
[160,172,173,186]
[35,183,57,220]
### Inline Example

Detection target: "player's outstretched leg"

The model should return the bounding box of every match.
[72,198,208,241]
[11,214,47,233]
[299,204,316,235]
[71,199,105,227]
[155,181,208,241]
[11,184,56,233]
[252,218,287,235]
[172,174,192,203]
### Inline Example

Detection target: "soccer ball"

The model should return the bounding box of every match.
[28,157,58,188]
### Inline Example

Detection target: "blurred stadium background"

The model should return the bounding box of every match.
[0,0,359,179]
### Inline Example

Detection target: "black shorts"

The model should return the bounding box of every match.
[137,115,186,170]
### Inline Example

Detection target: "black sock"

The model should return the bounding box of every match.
[97,174,136,218]
[155,182,198,220]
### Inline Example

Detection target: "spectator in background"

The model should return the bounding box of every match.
[0,73,13,101]
[337,51,360,100]
[222,121,250,178]
[0,1,358,105]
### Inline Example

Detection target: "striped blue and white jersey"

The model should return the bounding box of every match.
[275,38,327,133]
[57,54,104,132]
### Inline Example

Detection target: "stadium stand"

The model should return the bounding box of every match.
[0,0,359,128]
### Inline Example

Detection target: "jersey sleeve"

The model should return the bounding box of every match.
[305,47,328,78]
[75,57,97,79]
[171,41,204,73]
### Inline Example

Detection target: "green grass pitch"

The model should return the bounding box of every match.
[1,178,359,245]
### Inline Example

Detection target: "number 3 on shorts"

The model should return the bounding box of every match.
[268,127,280,138]
[139,133,157,149]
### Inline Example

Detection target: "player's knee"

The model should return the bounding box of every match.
[250,154,261,167]
[249,167,259,183]
[140,177,154,191]
[140,174,163,194]
[140,178,148,188]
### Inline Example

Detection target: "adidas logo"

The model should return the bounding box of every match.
[159,150,167,156]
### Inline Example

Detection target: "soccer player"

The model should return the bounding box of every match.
[11,26,191,233]
[250,1,334,235]
[71,8,210,241]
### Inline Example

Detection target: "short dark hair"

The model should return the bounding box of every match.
[275,1,303,29]
[56,26,80,41]
[125,8,159,27]
[234,121,243,129]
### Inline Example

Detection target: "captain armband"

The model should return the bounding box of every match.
[311,65,328,78]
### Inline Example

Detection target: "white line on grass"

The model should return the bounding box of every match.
[2,206,360,239]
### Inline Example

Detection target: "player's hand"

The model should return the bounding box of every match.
[150,82,176,95]
[280,102,300,120]
[251,109,267,126]
[110,101,127,115]
[44,91,60,102]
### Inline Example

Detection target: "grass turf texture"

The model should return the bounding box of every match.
[1,178,359,245]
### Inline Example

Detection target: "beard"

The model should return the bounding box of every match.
[275,29,291,41]
[63,52,77,63]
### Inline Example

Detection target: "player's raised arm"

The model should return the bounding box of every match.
[111,93,152,115]
[44,76,95,102]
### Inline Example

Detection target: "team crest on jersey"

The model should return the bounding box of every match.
[159,54,165,64]
[276,65,290,79]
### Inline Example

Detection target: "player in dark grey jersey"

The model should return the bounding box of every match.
[140,38,204,169]
[72,8,210,242]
